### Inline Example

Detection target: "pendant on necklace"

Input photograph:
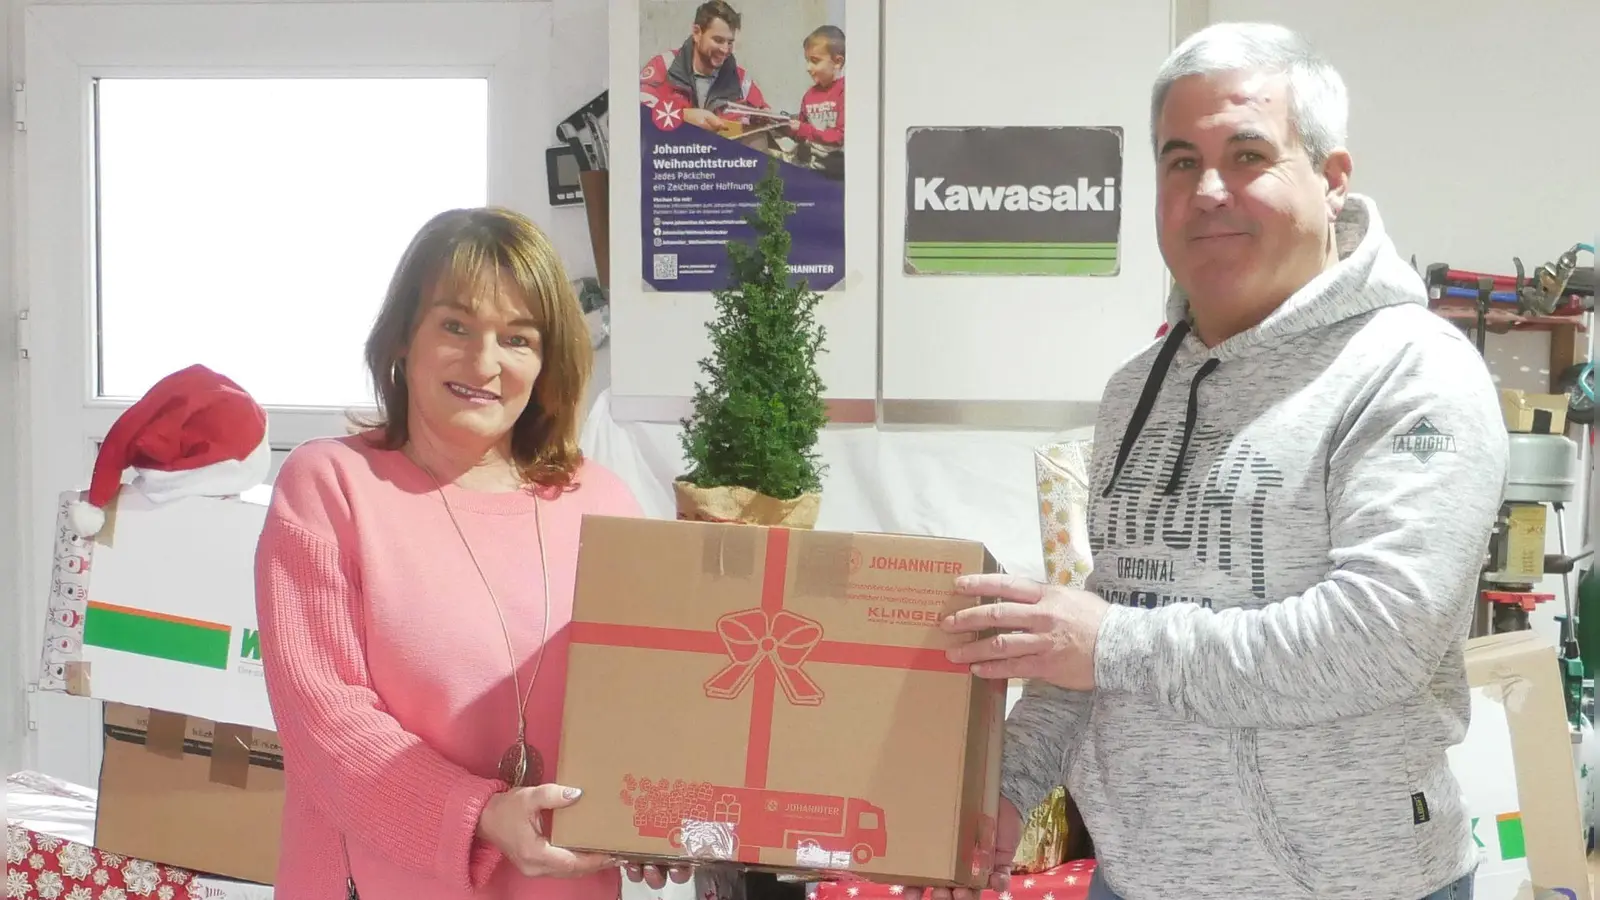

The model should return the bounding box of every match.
[499,741,545,787]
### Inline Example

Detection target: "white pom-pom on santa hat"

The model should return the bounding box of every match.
[67,498,107,538]
[70,364,269,537]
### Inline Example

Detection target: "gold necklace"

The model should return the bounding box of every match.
[411,453,552,788]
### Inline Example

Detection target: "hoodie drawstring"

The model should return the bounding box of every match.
[1164,357,1220,494]
[1101,320,1220,498]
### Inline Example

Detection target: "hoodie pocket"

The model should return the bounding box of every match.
[1232,729,1317,894]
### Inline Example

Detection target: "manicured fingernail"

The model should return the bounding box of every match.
[563,787,582,800]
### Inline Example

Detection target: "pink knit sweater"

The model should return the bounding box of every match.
[254,434,641,899]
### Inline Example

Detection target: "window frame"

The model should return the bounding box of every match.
[17,0,554,787]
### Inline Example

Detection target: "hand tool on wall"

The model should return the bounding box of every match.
[557,91,609,171]
[1514,242,1591,316]
[1424,243,1595,317]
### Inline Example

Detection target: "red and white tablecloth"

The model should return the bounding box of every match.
[7,823,216,900]
[809,860,1097,900]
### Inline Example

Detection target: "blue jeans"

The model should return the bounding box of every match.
[1084,870,1474,900]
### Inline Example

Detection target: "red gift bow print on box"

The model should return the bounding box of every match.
[569,527,970,862]
[704,608,826,705]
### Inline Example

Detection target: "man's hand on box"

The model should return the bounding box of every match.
[901,797,1022,900]
[476,785,620,880]
[942,574,1107,691]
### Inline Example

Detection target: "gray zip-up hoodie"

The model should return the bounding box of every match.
[1001,195,1509,899]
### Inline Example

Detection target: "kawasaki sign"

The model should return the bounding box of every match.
[903,125,1123,276]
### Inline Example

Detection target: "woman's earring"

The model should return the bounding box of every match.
[392,359,405,388]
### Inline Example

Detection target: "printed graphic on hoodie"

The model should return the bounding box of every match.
[1090,421,1289,610]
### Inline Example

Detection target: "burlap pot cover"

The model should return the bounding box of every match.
[672,480,821,529]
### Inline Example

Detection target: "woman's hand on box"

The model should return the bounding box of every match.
[902,797,1021,900]
[622,862,694,889]
[942,574,1107,691]
[477,785,620,879]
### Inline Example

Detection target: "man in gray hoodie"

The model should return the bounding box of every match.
[922,22,1509,900]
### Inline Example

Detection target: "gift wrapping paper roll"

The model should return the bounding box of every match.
[1034,441,1093,589]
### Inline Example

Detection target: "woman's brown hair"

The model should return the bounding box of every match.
[355,207,593,489]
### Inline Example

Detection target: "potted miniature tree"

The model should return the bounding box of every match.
[675,160,829,528]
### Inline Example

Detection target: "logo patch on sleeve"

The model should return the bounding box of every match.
[1392,418,1457,463]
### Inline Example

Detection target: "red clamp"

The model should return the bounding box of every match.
[1482,591,1556,611]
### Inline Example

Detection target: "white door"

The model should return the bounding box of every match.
[19,0,553,787]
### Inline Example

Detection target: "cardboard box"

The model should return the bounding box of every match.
[1500,389,1569,434]
[33,487,282,884]
[553,516,1006,888]
[37,488,275,732]
[96,703,285,885]
[1449,631,1591,900]
[7,770,275,899]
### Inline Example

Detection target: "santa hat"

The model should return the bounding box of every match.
[69,364,270,537]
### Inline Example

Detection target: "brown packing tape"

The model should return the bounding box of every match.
[96,491,120,547]
[210,723,255,788]
[64,661,91,697]
[700,524,757,578]
[144,709,188,759]
[792,530,854,599]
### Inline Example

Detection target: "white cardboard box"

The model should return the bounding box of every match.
[37,488,275,731]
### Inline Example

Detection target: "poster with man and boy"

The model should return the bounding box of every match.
[639,0,847,293]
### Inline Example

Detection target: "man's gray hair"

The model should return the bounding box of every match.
[1150,22,1348,164]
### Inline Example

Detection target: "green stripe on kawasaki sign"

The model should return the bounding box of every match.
[905,241,1118,275]
[84,601,232,670]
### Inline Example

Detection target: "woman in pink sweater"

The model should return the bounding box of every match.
[254,208,688,898]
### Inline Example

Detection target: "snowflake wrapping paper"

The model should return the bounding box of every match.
[6,823,221,900]
[808,859,1097,900]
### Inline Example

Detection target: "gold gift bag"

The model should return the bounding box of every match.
[1012,785,1071,873]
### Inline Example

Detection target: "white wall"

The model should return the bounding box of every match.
[0,0,614,782]
[1211,0,1600,644]
[877,0,1170,416]
[2,0,22,780]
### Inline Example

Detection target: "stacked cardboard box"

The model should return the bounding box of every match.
[35,489,283,886]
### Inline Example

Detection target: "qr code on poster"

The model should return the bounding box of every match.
[653,253,678,281]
